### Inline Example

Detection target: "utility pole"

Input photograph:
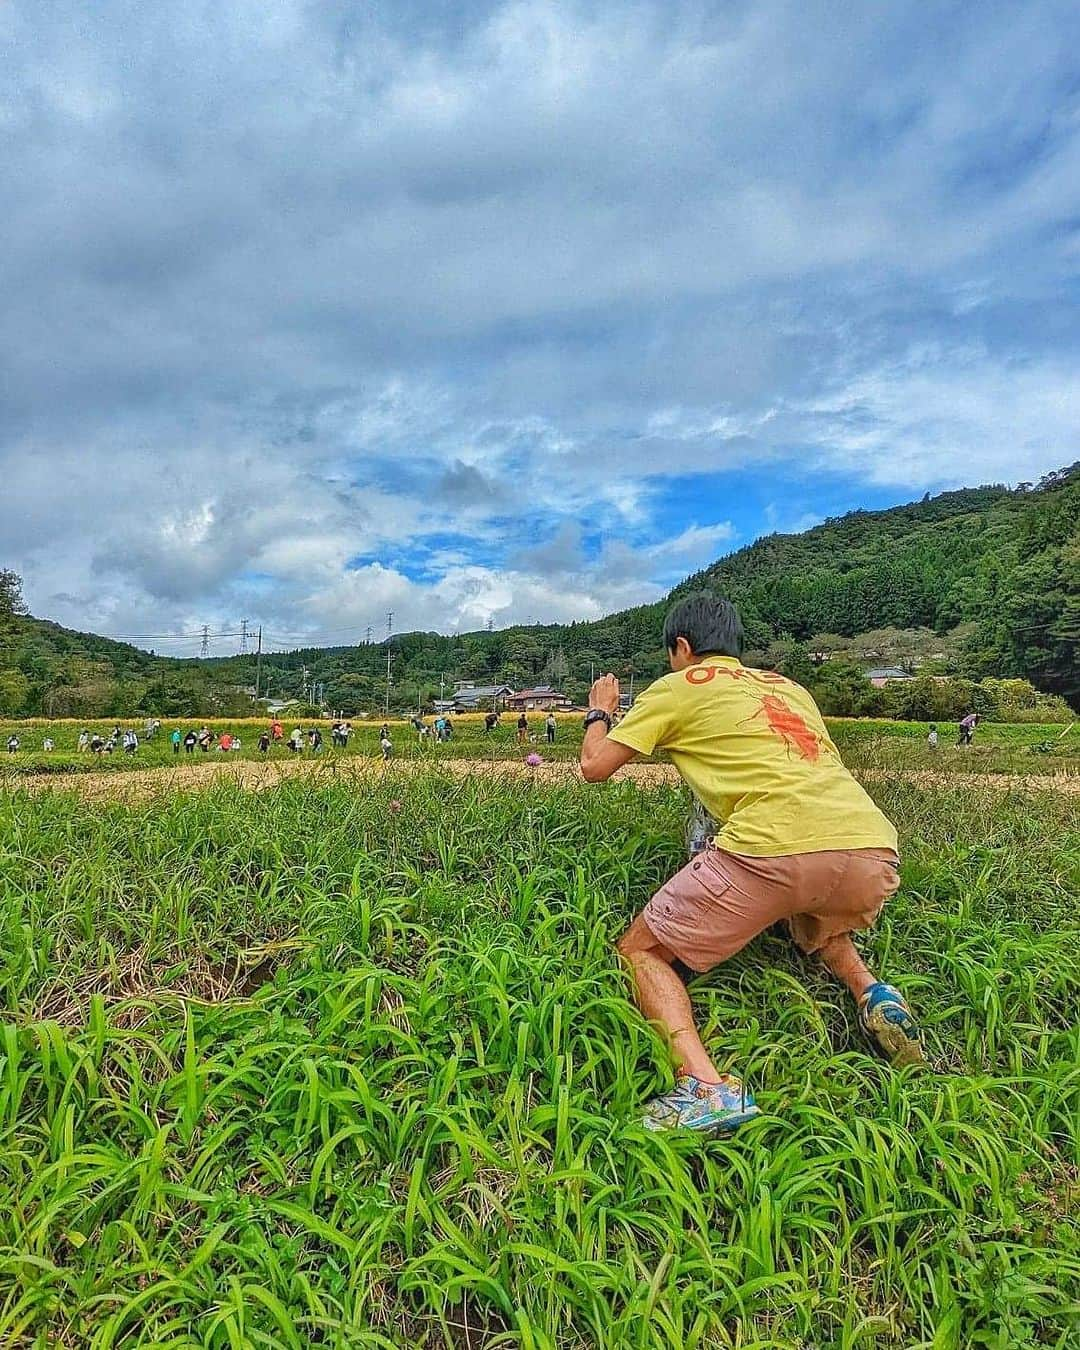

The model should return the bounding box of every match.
[200,624,210,659]
[240,618,249,655]
[254,626,263,700]
[384,611,393,716]
[301,664,309,704]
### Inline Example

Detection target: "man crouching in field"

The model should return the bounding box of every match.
[580,593,923,1134]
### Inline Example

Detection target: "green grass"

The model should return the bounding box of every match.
[0,770,1077,1346]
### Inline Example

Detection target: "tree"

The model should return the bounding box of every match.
[0,669,29,714]
[811,662,878,718]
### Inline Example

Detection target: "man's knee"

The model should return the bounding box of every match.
[616,914,676,967]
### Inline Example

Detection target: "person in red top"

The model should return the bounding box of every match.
[271,719,283,741]
[219,732,233,751]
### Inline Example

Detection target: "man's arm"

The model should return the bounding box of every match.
[580,673,638,782]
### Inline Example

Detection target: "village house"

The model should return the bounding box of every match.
[435,682,516,713]
[505,684,574,712]
[865,667,914,688]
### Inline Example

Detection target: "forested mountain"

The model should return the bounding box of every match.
[2,464,1077,716]
[676,462,1079,702]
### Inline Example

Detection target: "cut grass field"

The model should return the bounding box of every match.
[0,767,1077,1346]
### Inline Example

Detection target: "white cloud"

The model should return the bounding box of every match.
[799,347,1080,487]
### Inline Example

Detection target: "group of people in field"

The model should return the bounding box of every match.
[410,714,455,742]
[926,712,979,749]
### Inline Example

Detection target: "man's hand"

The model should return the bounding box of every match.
[589,673,620,714]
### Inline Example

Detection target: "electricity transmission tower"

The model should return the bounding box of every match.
[240,618,249,654]
[384,612,393,715]
[200,625,210,658]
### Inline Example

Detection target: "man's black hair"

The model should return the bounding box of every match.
[662,591,744,658]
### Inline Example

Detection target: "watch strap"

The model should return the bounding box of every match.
[583,709,612,731]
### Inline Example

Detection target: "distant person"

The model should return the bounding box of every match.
[197,726,212,752]
[289,727,303,753]
[6,735,18,754]
[484,711,500,733]
[434,715,446,741]
[927,724,939,749]
[517,712,528,745]
[77,730,90,752]
[43,736,55,751]
[545,711,557,744]
[271,719,284,741]
[443,716,453,742]
[183,730,197,754]
[578,592,921,1135]
[111,724,121,744]
[258,731,270,753]
[231,735,242,751]
[343,721,353,745]
[122,729,138,755]
[380,722,390,741]
[171,728,182,754]
[957,712,978,746]
[309,727,322,752]
[91,733,105,755]
[380,729,394,761]
[219,732,233,752]
[144,718,155,740]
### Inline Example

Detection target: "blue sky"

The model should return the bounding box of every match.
[2,1,1078,655]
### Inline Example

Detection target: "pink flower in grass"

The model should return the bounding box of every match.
[525,753,543,767]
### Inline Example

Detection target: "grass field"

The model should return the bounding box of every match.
[0,763,1078,1346]
[2,715,1077,779]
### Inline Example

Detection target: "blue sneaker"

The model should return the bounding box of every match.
[859,983,924,1067]
[642,1073,761,1134]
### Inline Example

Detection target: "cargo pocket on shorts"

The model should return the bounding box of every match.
[682,851,735,914]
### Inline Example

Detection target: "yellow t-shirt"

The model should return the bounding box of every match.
[608,656,897,858]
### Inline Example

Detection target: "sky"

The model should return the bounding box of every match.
[2,1,1078,658]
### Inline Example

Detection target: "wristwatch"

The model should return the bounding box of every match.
[583,709,612,731]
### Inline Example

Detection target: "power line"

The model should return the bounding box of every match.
[106,629,247,641]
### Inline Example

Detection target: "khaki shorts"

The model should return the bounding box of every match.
[642,846,900,972]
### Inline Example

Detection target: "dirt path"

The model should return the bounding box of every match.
[4,756,1078,802]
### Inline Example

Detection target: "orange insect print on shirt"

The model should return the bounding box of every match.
[745,693,821,762]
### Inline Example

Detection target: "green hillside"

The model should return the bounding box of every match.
[2,463,1077,717]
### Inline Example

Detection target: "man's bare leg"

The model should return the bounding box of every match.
[617,914,720,1082]
[816,931,924,1066]
[816,933,875,1001]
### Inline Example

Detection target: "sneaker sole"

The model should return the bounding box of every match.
[864,1012,925,1068]
[642,1104,762,1134]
